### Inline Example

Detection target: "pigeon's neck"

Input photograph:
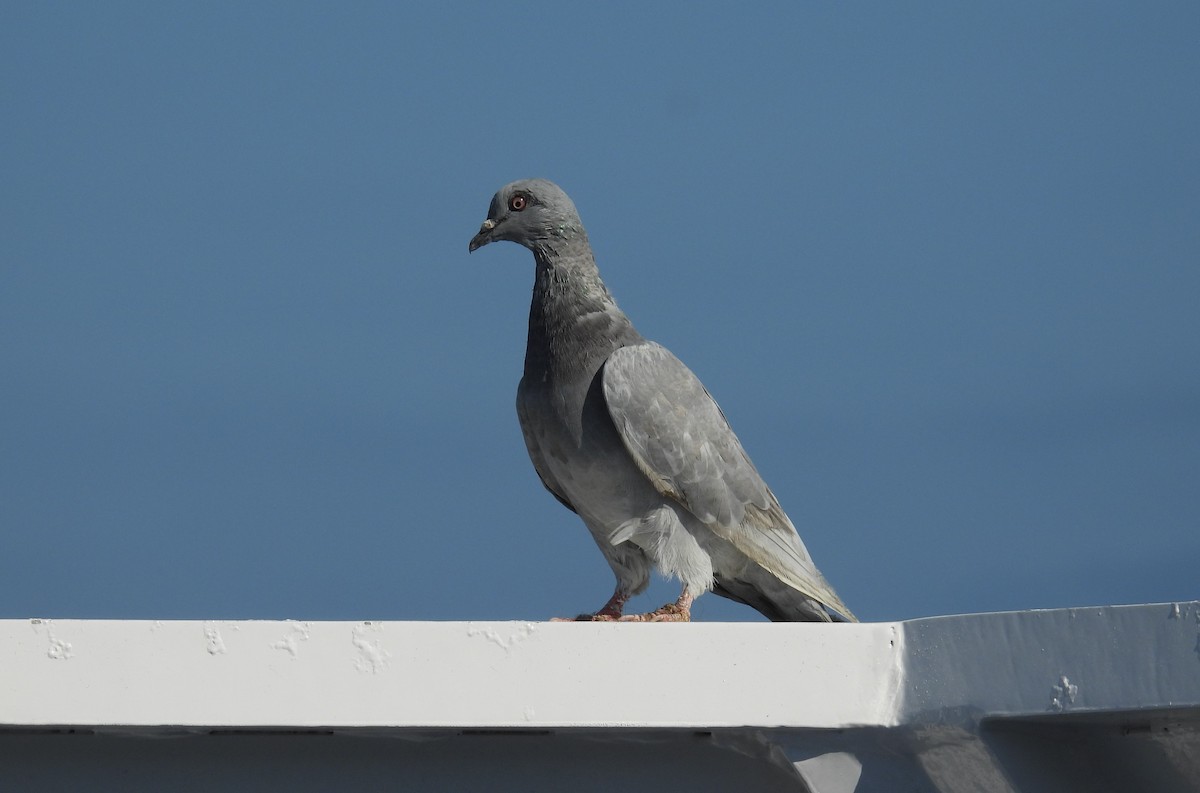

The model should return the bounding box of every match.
[525,248,641,378]
[532,246,614,314]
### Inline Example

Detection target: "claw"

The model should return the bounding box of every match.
[618,592,693,622]
[550,589,629,622]
[619,590,694,623]
[551,589,695,623]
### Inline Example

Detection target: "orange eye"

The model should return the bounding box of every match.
[509,194,527,212]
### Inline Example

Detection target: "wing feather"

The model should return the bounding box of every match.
[601,343,855,620]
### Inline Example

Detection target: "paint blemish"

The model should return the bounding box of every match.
[1050,675,1078,712]
[204,622,227,655]
[31,619,73,660]
[466,622,538,653]
[47,635,73,660]
[352,622,389,674]
[271,621,311,657]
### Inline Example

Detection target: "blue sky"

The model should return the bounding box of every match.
[2,3,1197,623]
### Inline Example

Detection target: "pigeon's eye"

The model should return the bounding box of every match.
[509,194,527,212]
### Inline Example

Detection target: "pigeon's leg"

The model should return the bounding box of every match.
[618,589,693,623]
[550,589,629,622]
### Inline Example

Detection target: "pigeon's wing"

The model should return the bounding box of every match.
[601,342,855,620]
[516,378,577,514]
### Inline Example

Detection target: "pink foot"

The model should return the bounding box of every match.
[618,591,694,623]
[550,590,629,622]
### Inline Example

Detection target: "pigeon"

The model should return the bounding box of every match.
[469,179,856,623]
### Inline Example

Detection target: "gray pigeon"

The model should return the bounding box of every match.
[469,179,856,623]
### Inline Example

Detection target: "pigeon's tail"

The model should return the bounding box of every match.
[713,572,857,623]
[823,605,858,624]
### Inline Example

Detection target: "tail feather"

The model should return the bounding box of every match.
[713,571,857,623]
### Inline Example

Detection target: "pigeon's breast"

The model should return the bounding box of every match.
[518,369,663,534]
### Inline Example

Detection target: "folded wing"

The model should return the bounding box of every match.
[601,342,855,620]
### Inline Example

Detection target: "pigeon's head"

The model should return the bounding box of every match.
[469,179,587,255]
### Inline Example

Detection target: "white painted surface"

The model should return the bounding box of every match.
[3,603,1199,792]
[3,619,902,729]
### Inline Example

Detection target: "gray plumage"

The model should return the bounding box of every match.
[469,179,855,622]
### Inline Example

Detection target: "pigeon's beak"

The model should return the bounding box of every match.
[468,218,497,253]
